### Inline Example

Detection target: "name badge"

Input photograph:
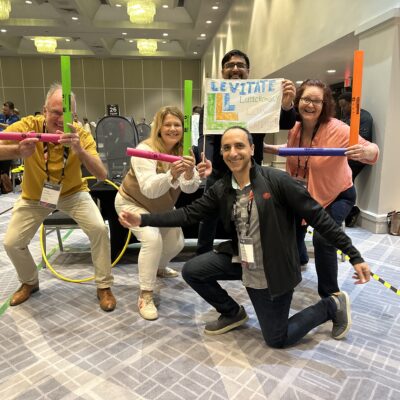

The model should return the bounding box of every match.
[39,182,62,209]
[239,236,255,269]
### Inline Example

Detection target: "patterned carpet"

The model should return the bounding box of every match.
[0,191,399,400]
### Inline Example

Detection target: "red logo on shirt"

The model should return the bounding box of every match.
[263,192,271,200]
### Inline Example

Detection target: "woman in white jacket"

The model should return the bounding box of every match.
[115,106,203,320]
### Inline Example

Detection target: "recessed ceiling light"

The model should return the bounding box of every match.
[296,80,303,85]
[72,16,79,20]
[122,32,127,35]
[206,20,212,24]
[162,40,167,44]
[129,39,134,43]
[25,0,33,4]
[1,29,7,33]
[65,38,71,42]
[193,51,198,55]
[115,3,122,7]
[327,69,336,74]
[162,4,169,8]
[200,33,206,37]
[163,33,168,37]
[212,6,219,10]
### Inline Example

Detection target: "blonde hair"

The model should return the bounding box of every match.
[144,106,184,172]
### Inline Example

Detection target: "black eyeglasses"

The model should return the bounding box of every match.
[223,62,248,70]
[300,97,324,106]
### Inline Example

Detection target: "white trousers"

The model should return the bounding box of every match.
[3,191,113,288]
[115,193,184,291]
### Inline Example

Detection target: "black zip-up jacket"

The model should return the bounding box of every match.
[141,163,364,297]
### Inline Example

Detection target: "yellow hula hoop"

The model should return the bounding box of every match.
[39,177,131,283]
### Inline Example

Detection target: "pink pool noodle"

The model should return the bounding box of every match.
[126,147,181,163]
[0,132,61,143]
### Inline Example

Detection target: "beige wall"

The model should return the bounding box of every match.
[0,57,201,124]
[202,0,400,80]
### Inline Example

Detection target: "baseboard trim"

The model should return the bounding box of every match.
[358,209,388,233]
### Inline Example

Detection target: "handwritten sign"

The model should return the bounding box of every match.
[204,78,283,134]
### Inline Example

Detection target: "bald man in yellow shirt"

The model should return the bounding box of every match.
[0,83,116,311]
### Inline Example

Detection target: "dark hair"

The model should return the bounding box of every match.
[338,92,352,103]
[222,125,254,145]
[221,50,250,70]
[192,105,202,114]
[295,79,335,124]
[3,101,14,110]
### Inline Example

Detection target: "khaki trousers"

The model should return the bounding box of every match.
[3,191,113,288]
[115,193,184,291]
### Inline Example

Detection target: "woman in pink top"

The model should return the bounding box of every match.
[265,79,379,298]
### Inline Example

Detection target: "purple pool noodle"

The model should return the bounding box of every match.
[278,148,346,156]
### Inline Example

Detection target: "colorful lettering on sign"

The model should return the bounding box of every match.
[215,93,238,121]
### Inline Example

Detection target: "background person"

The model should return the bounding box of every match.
[0,101,20,130]
[0,101,21,189]
[337,91,374,226]
[83,117,91,134]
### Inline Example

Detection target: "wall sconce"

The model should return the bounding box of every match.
[34,37,57,53]
[127,0,156,24]
[0,0,11,20]
[137,39,157,56]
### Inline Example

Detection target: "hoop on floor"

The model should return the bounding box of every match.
[39,177,131,283]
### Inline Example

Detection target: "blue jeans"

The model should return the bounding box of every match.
[182,251,337,348]
[297,186,356,297]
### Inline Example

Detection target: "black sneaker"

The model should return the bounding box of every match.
[204,306,249,335]
[331,291,351,340]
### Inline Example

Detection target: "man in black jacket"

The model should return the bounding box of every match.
[119,127,370,348]
[196,49,297,254]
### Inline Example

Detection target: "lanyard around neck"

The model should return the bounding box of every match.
[43,122,69,184]
[295,122,320,179]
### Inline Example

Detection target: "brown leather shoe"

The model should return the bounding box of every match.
[97,288,116,312]
[10,283,39,306]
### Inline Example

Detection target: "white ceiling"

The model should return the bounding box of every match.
[0,0,233,58]
[265,33,360,86]
[1,0,360,87]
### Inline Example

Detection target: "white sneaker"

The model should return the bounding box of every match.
[138,292,158,320]
[156,267,179,278]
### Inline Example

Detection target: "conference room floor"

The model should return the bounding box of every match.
[0,191,399,400]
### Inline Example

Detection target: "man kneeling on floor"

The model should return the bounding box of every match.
[118,126,370,348]
[0,83,116,312]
